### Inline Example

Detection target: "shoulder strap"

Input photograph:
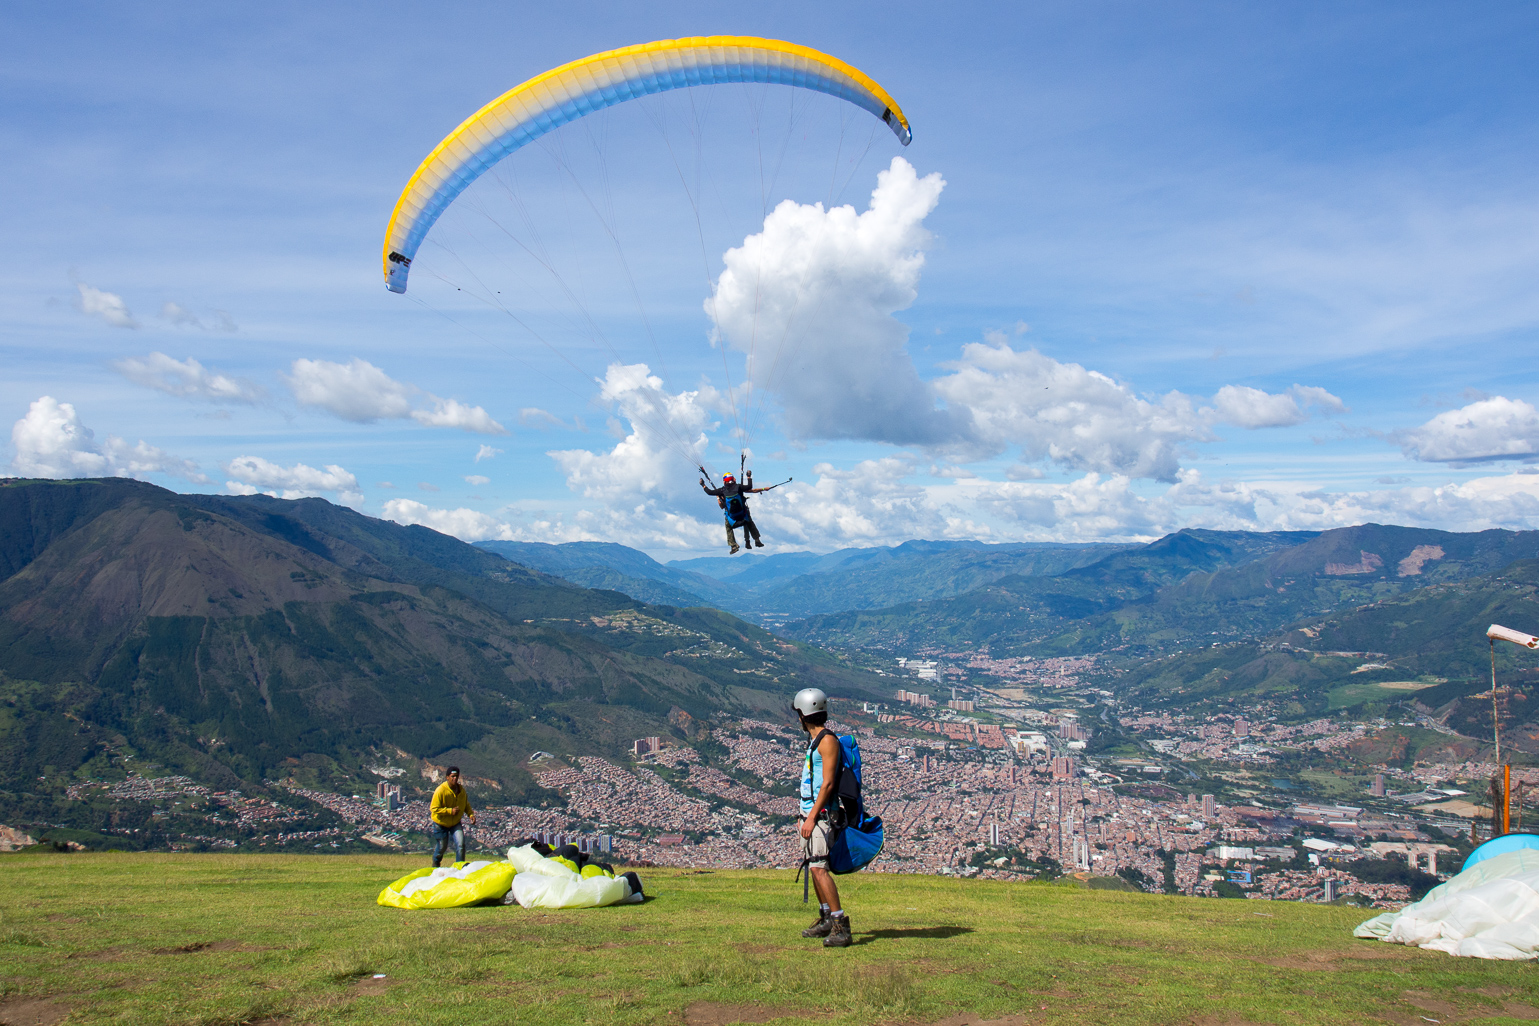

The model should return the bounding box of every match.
[808,728,843,797]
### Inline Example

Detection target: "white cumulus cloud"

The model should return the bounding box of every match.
[224,455,361,504]
[380,499,516,542]
[549,363,712,504]
[933,341,1210,481]
[1399,396,1539,463]
[114,352,264,403]
[474,444,503,463]
[10,396,205,482]
[707,156,968,446]
[465,475,490,486]
[285,358,507,435]
[74,282,138,329]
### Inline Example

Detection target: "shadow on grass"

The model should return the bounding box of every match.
[855,926,973,945]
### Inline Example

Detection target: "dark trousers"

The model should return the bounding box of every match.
[731,513,761,545]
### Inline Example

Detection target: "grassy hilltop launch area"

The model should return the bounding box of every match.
[1,853,1537,1025]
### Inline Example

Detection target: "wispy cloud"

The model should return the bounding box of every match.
[285,358,507,435]
[224,455,361,504]
[160,302,238,332]
[73,282,137,329]
[114,352,264,403]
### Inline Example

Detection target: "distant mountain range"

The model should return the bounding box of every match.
[780,524,1539,657]
[479,526,1539,737]
[475,538,1132,623]
[1116,555,1539,750]
[0,479,886,798]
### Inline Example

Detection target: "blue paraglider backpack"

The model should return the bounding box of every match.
[797,728,884,897]
[723,490,748,527]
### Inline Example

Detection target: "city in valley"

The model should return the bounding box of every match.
[39,650,1515,909]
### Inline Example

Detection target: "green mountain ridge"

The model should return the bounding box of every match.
[782,528,1320,652]
[1111,556,1539,752]
[783,524,1539,659]
[0,479,886,800]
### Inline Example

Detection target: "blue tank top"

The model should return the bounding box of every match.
[800,737,826,816]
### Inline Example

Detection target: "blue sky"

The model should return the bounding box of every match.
[6,2,1539,556]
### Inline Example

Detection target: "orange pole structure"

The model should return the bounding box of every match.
[1504,764,1512,835]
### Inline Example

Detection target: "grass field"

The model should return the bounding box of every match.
[2,852,1537,1026]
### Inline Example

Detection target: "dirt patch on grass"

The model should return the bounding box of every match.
[922,1014,1036,1026]
[733,942,789,955]
[683,1002,819,1025]
[66,945,128,961]
[348,975,393,997]
[1251,946,1426,970]
[1402,991,1461,1017]
[0,996,70,1026]
[151,939,264,954]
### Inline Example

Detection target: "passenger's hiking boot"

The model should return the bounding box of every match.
[801,914,832,938]
[729,543,740,554]
[823,914,852,948]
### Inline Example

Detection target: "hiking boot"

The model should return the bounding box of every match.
[801,914,832,938]
[823,914,852,948]
[729,543,740,554]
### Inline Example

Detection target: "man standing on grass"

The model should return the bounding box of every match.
[429,766,475,867]
[794,688,852,948]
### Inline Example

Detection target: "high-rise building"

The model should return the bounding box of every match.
[1323,879,1339,902]
[1201,794,1217,819]
[1071,835,1091,871]
[633,737,661,756]
[1371,773,1386,797]
[1051,756,1078,780]
[1233,718,1249,738]
[376,780,391,799]
[989,821,1000,846]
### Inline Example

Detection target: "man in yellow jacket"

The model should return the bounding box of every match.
[429,766,476,867]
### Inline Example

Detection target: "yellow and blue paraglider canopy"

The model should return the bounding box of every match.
[382,35,912,293]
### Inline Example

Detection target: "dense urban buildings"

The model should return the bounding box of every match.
[52,650,1518,908]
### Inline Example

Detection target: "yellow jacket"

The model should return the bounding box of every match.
[430,782,473,828]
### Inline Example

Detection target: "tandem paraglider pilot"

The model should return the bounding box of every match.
[700,472,771,555]
[429,766,476,867]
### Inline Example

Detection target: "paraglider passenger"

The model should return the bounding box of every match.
[429,767,476,867]
[794,688,851,948]
[700,473,769,554]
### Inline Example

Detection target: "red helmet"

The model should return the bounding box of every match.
[723,474,735,483]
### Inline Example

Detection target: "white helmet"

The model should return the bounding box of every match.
[793,688,828,717]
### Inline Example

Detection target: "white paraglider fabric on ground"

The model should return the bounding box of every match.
[504,844,641,909]
[399,860,497,898]
[1355,849,1539,959]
